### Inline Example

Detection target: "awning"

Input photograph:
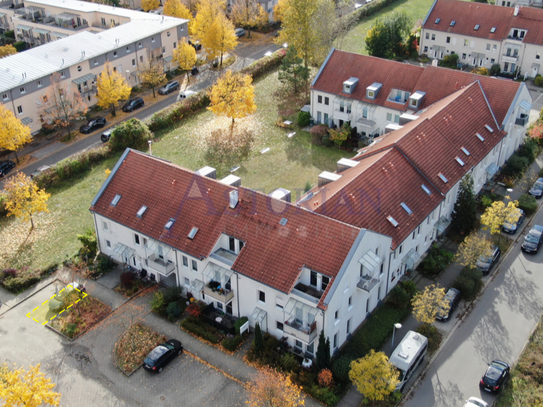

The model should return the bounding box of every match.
[113,242,135,259]
[16,24,32,31]
[434,216,451,234]
[519,100,532,112]
[472,52,485,59]
[33,28,50,35]
[0,13,6,18]
[358,250,382,273]
[433,45,446,51]
[505,42,521,50]
[401,248,421,270]
[356,117,376,128]
[189,279,204,294]
[284,298,317,323]
[20,117,33,125]
[486,162,499,176]
[164,55,173,63]
[532,63,540,70]
[202,262,234,285]
[251,307,267,326]
[72,73,96,85]
[51,32,68,38]
[301,105,310,113]
[144,239,171,258]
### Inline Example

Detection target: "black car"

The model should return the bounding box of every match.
[188,39,202,51]
[502,208,525,234]
[480,360,510,393]
[143,339,183,373]
[476,245,501,275]
[521,225,543,253]
[528,177,543,199]
[158,80,180,95]
[436,288,461,322]
[80,116,106,134]
[0,160,15,177]
[122,97,144,112]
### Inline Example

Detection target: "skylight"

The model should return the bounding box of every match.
[476,133,485,142]
[450,20,456,27]
[111,194,121,206]
[421,184,432,195]
[136,205,147,218]
[485,124,494,132]
[400,202,413,215]
[279,218,288,226]
[188,227,198,239]
[438,173,448,183]
[474,24,480,31]
[435,18,441,24]
[490,27,496,33]
[461,147,470,156]
[455,157,465,166]
[387,216,399,227]
[165,218,175,230]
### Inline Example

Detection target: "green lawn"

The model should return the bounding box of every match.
[339,0,435,55]
[1,69,353,271]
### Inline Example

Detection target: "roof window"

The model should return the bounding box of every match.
[165,218,175,230]
[450,21,456,27]
[111,194,121,206]
[438,173,448,183]
[136,205,147,218]
[188,227,199,239]
[476,133,485,142]
[387,216,399,228]
[400,202,413,215]
[421,184,432,195]
[435,18,441,24]
[279,217,288,226]
[455,157,465,166]
[474,24,480,31]
[461,147,470,156]
[485,124,494,132]
[490,27,496,33]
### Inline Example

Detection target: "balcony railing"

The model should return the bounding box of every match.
[515,115,529,126]
[502,54,518,63]
[146,253,175,276]
[203,285,235,303]
[357,274,380,292]
[78,85,97,98]
[334,108,352,121]
[283,318,318,344]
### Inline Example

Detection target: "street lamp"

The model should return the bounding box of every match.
[148,140,152,156]
[126,70,130,83]
[391,323,402,353]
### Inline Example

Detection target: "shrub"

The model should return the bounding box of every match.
[453,266,483,301]
[318,368,334,388]
[518,138,539,161]
[331,356,352,384]
[234,316,249,335]
[64,323,78,338]
[222,335,243,352]
[489,63,501,76]
[120,272,135,289]
[163,286,183,303]
[518,193,538,216]
[416,323,443,353]
[502,154,530,177]
[110,118,152,152]
[5,30,14,39]
[418,244,454,277]
[186,302,203,317]
[150,291,165,313]
[309,385,340,406]
[535,75,543,87]
[310,124,328,145]
[298,111,311,127]
[471,67,489,76]
[388,285,411,309]
[400,279,418,298]
[0,194,8,218]
[480,195,493,209]
[181,316,220,343]
[441,53,459,67]
[2,269,17,279]
[93,254,116,275]
[13,41,26,52]
[280,353,299,372]
[166,302,182,320]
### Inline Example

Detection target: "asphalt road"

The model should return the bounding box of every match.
[402,205,543,407]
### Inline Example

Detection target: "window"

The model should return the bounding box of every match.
[102,221,108,231]
[216,302,223,310]
[94,59,98,65]
[394,115,400,123]
[504,62,509,72]
[229,236,235,251]
[17,106,23,115]
[366,298,370,313]
[138,41,142,48]
[184,277,190,285]
[258,290,266,303]
[140,56,144,63]
[462,53,466,59]
[318,95,322,104]
[321,276,329,291]
[310,271,317,287]
[307,342,314,354]
[387,113,392,122]
[333,333,338,349]
[380,264,384,274]
[464,39,469,47]
[491,58,495,64]
[132,59,136,67]
[106,240,111,248]
[492,44,497,52]
[399,245,403,254]
[446,36,450,44]
[335,310,339,320]
[431,34,435,41]
[486,44,491,51]
[295,340,303,350]
[276,321,284,331]
[162,46,166,54]
[324,97,329,105]
[192,260,198,271]
[239,241,244,251]
[324,113,328,124]
[173,41,177,49]
[423,46,428,53]
[537,53,541,60]
[151,36,155,42]
[348,296,353,309]
[134,234,140,245]
[276,301,283,309]
[19,87,25,94]
[167,31,171,37]
[113,51,117,58]
[412,231,416,240]
[347,318,351,334]
[183,256,188,267]
[2,93,7,100]
[101,17,106,26]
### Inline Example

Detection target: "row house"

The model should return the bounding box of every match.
[90,149,393,357]
[420,0,543,77]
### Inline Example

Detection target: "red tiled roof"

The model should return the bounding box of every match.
[90,150,361,308]
[311,49,522,125]
[423,0,543,46]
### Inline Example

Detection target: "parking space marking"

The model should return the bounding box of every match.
[26,285,89,326]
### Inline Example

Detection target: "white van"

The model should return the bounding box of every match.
[389,330,428,391]
[177,90,196,101]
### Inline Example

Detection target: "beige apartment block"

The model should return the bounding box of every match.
[0,0,188,134]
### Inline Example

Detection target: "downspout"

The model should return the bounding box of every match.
[236,272,240,318]
[385,250,393,295]
[175,250,180,287]
[92,213,101,254]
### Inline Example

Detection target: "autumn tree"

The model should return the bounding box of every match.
[481,200,519,240]
[450,174,477,236]
[173,40,197,88]
[208,13,238,66]
[4,172,50,229]
[231,0,268,38]
[411,284,450,324]
[311,0,336,64]
[455,232,493,269]
[365,12,413,59]
[207,70,256,130]
[0,363,61,407]
[138,53,167,97]
[141,0,160,11]
[0,44,17,58]
[245,366,305,407]
[96,61,131,116]
[0,104,32,163]
[349,350,400,403]
[164,0,193,20]
[528,122,543,140]
[36,72,88,139]
[193,0,227,57]
[278,46,309,93]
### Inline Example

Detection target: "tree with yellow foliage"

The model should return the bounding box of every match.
[245,366,305,407]
[481,199,519,239]
[207,13,237,66]
[4,172,50,229]
[173,39,197,88]
[192,0,227,57]
[349,350,400,403]
[455,232,493,269]
[0,363,61,407]
[0,104,32,164]
[0,44,17,58]
[231,0,268,38]
[141,0,160,11]
[164,0,193,21]
[411,284,450,324]
[96,61,131,116]
[208,70,256,130]
[138,52,166,97]
[36,72,88,139]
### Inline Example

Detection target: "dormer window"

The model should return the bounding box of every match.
[408,91,426,110]
[343,77,358,95]
[366,82,382,100]
[111,194,121,206]
[165,218,175,230]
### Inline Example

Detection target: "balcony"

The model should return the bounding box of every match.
[283,317,318,344]
[515,114,529,126]
[387,89,410,105]
[203,284,235,303]
[146,253,175,276]
[334,108,352,122]
[357,273,380,292]
[502,54,518,63]
[78,85,97,98]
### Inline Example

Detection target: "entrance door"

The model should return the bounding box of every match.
[533,66,539,78]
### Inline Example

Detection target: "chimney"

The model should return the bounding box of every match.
[514,5,519,16]
[229,190,239,209]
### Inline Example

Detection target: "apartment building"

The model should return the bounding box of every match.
[420,0,543,77]
[0,0,188,134]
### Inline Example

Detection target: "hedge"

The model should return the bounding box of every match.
[222,335,243,351]
[0,263,58,293]
[13,41,27,52]
[180,316,221,344]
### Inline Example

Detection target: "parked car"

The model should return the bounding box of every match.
[188,39,202,51]
[521,225,543,253]
[234,28,245,37]
[502,208,525,234]
[464,397,488,407]
[476,245,501,275]
[143,339,183,373]
[80,116,106,134]
[0,160,16,177]
[31,165,51,179]
[480,359,510,393]
[191,66,199,76]
[528,177,543,199]
[122,97,144,112]
[101,127,115,143]
[177,90,196,101]
[436,288,461,322]
[158,80,180,95]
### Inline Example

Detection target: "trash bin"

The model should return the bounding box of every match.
[309,119,314,126]
[191,67,199,76]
